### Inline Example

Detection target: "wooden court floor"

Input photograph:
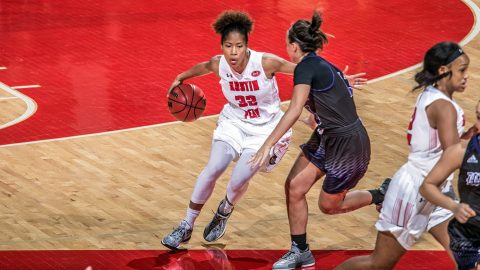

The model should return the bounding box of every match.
[0,0,479,255]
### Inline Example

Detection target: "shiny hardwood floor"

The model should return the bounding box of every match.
[0,1,479,252]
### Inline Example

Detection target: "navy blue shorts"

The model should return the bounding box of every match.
[300,119,371,194]
[449,221,480,270]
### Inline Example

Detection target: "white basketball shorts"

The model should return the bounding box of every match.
[375,162,453,249]
[212,112,292,172]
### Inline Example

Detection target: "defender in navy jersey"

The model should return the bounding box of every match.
[295,52,371,193]
[421,133,480,270]
[295,52,372,193]
[250,11,387,269]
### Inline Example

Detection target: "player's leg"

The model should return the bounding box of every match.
[318,188,371,214]
[272,153,324,269]
[272,127,327,269]
[162,140,237,249]
[334,231,406,270]
[336,162,430,269]
[317,125,386,214]
[427,187,457,264]
[429,219,455,264]
[202,125,291,242]
[318,176,390,215]
[286,153,324,235]
[203,148,260,242]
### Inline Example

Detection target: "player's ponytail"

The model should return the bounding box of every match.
[413,41,465,91]
[212,10,253,45]
[288,11,328,53]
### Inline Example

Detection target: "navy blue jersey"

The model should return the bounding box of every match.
[454,134,480,238]
[294,52,358,130]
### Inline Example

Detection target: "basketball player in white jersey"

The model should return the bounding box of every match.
[161,10,367,250]
[336,41,471,269]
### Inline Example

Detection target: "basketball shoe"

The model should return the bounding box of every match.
[272,242,315,269]
[161,220,192,250]
[379,178,391,196]
[203,200,233,242]
[374,177,392,212]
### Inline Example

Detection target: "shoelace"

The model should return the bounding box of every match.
[170,224,187,239]
[206,210,228,235]
[281,251,294,259]
[281,249,301,260]
[211,211,225,227]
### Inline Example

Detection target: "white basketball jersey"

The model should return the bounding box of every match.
[407,85,465,175]
[218,49,281,125]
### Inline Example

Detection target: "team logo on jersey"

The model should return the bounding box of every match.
[466,171,480,186]
[251,70,260,77]
[467,155,478,164]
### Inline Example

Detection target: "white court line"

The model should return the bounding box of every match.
[462,0,480,44]
[0,82,37,130]
[0,0,479,148]
[0,96,18,100]
[369,0,480,84]
[11,84,41,90]
[0,67,7,70]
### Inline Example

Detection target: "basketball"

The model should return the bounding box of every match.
[167,83,207,122]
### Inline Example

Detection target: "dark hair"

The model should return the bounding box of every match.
[413,41,465,91]
[212,10,253,44]
[288,11,328,52]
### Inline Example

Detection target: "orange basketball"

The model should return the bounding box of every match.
[167,83,206,122]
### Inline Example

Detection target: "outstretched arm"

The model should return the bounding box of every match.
[167,55,220,95]
[262,54,369,88]
[249,84,310,168]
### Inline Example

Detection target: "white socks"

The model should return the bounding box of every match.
[183,208,200,229]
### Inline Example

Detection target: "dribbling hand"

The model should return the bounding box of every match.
[167,78,183,98]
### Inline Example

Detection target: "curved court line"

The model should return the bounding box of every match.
[369,0,480,84]
[0,0,479,148]
[0,82,37,130]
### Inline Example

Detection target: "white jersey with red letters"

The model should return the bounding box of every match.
[407,85,465,176]
[376,85,465,249]
[212,49,291,171]
[218,49,281,125]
